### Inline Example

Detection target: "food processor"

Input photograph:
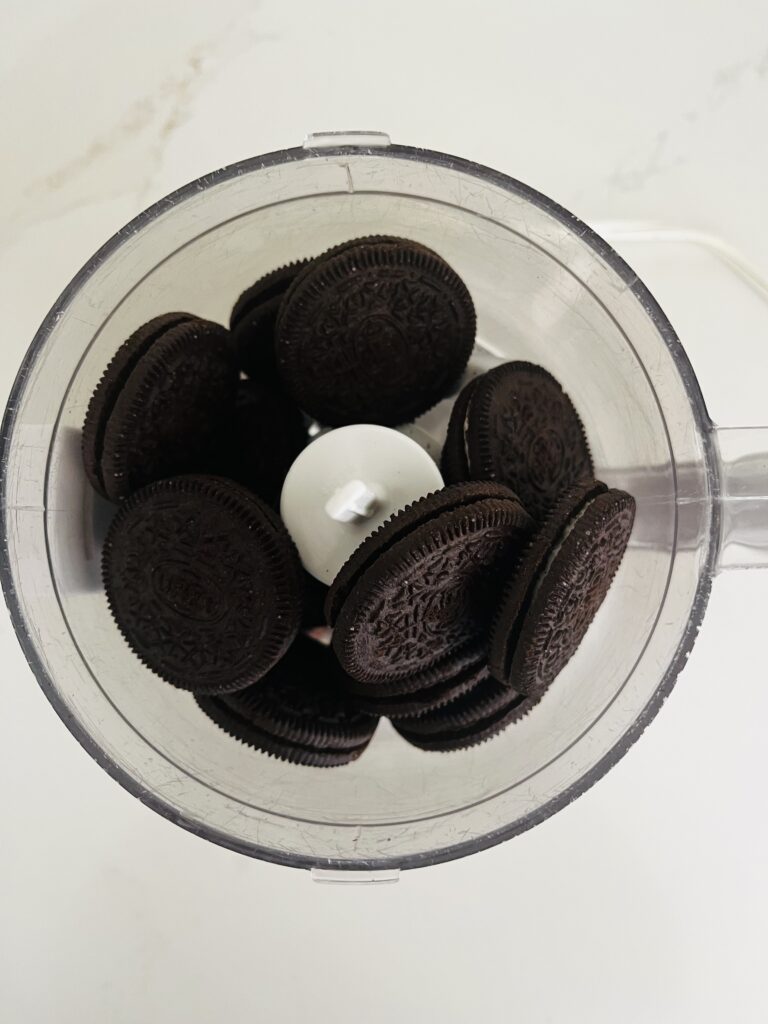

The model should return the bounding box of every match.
[2,131,766,876]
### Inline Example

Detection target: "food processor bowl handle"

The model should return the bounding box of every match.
[714,425,768,571]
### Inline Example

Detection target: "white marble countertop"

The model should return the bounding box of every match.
[2,3,768,1021]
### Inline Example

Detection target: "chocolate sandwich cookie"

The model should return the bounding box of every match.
[325,483,528,626]
[309,235,423,263]
[83,315,237,502]
[230,240,416,380]
[489,481,635,696]
[332,493,532,688]
[348,652,489,720]
[284,235,437,309]
[102,475,303,693]
[325,481,525,626]
[442,361,593,520]
[276,239,476,426]
[394,673,535,752]
[230,260,310,379]
[196,635,378,767]
[82,312,195,498]
[220,378,308,506]
[440,375,480,484]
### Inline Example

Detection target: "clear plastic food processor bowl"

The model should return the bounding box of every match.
[2,132,767,877]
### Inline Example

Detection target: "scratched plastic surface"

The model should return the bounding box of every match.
[2,135,766,872]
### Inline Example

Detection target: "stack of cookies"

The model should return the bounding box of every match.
[84,236,635,768]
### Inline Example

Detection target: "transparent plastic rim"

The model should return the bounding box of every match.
[0,143,720,871]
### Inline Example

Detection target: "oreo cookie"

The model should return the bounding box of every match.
[489,481,635,695]
[220,379,308,506]
[83,315,237,501]
[394,673,534,752]
[325,481,525,626]
[82,313,194,498]
[229,240,417,381]
[276,238,476,426]
[348,653,489,720]
[308,235,422,264]
[332,493,532,688]
[230,260,310,379]
[442,361,593,520]
[196,635,378,767]
[440,375,480,483]
[102,475,303,693]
